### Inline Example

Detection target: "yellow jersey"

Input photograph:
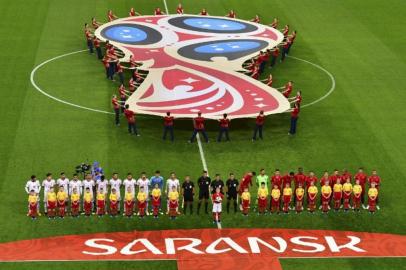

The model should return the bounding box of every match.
[321,185,332,195]
[257,187,268,198]
[71,193,80,202]
[47,192,56,202]
[151,188,161,198]
[125,192,133,202]
[333,183,343,192]
[28,195,37,204]
[283,187,292,196]
[295,187,304,197]
[84,192,92,203]
[109,193,118,202]
[169,191,179,201]
[308,185,318,195]
[97,193,105,201]
[271,189,280,200]
[353,184,362,195]
[241,191,250,201]
[343,183,352,193]
[57,191,67,201]
[137,192,147,202]
[368,188,378,198]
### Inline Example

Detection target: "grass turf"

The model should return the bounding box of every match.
[0,0,405,269]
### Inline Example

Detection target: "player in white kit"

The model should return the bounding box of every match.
[137,172,151,215]
[123,173,137,196]
[25,175,41,213]
[69,174,82,195]
[57,172,69,195]
[42,173,55,214]
[109,173,122,212]
[165,172,180,213]
[82,174,95,211]
[97,175,108,195]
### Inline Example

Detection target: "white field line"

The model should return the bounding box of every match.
[163,0,169,14]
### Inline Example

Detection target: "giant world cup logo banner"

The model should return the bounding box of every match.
[94,15,290,119]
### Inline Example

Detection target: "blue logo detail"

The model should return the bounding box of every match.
[183,18,246,31]
[104,26,147,43]
[194,41,261,54]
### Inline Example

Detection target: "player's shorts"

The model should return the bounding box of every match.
[183,193,194,202]
[212,202,222,213]
[227,192,237,200]
[199,190,210,200]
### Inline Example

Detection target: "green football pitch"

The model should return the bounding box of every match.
[0,0,405,269]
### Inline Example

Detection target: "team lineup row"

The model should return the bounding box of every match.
[25,167,381,222]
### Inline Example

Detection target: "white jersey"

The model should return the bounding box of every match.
[69,180,82,195]
[25,180,41,194]
[82,180,95,193]
[57,178,69,192]
[137,178,150,194]
[109,178,122,197]
[123,178,136,194]
[166,178,180,192]
[97,180,108,194]
[42,179,56,196]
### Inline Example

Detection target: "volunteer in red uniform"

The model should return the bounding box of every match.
[116,61,124,84]
[199,8,209,16]
[282,81,293,98]
[91,17,101,29]
[128,77,136,93]
[287,30,297,54]
[368,170,381,209]
[189,112,209,143]
[281,37,292,61]
[226,9,236,18]
[281,24,289,38]
[217,113,230,142]
[252,110,265,141]
[93,37,103,59]
[154,7,165,15]
[270,18,278,28]
[85,26,93,54]
[118,84,129,113]
[260,74,273,87]
[250,64,260,79]
[107,10,118,22]
[124,104,139,136]
[251,15,260,23]
[270,47,280,67]
[163,112,174,141]
[354,167,367,207]
[289,91,302,107]
[129,7,141,17]
[102,55,110,79]
[289,103,300,135]
[176,4,184,14]
[111,95,121,126]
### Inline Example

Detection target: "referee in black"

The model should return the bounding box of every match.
[197,170,211,214]
[210,174,224,194]
[181,176,195,215]
[226,173,239,213]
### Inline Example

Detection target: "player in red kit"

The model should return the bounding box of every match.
[129,7,141,17]
[368,170,381,209]
[154,7,165,15]
[199,8,209,16]
[226,9,236,18]
[176,4,184,14]
[189,112,209,143]
[107,10,118,22]
[238,172,254,197]
[289,103,300,135]
[354,167,367,207]
[163,112,174,142]
[252,111,265,141]
[217,113,230,142]
[282,172,295,189]
[251,15,260,23]
[271,169,283,190]
[124,104,140,136]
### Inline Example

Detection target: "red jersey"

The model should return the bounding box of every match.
[108,14,115,22]
[291,32,297,42]
[155,9,163,15]
[294,173,306,189]
[255,115,265,125]
[282,174,293,188]
[272,48,279,57]
[283,27,289,37]
[107,47,115,57]
[266,77,273,87]
[124,109,135,124]
[240,174,253,189]
[194,116,205,130]
[212,193,224,204]
[85,31,91,40]
[271,175,282,188]
[200,11,208,16]
[219,118,230,128]
[341,172,352,181]
[227,12,236,18]
[306,176,318,186]
[111,98,119,110]
[93,39,100,48]
[92,19,98,29]
[320,176,329,186]
[251,68,259,79]
[368,175,381,187]
[117,63,123,73]
[283,83,293,97]
[252,17,260,23]
[291,107,300,118]
[119,86,126,99]
[133,70,143,81]
[271,20,278,28]
[103,57,109,68]
[164,116,174,126]
[295,95,302,105]
[129,79,136,91]
[354,172,367,185]
[283,38,292,49]
[176,7,184,14]
[329,175,341,187]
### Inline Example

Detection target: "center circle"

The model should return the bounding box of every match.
[104,26,147,43]
[194,41,261,54]
[183,18,246,31]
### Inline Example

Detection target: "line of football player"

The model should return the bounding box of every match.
[25,167,381,222]
[83,7,301,140]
